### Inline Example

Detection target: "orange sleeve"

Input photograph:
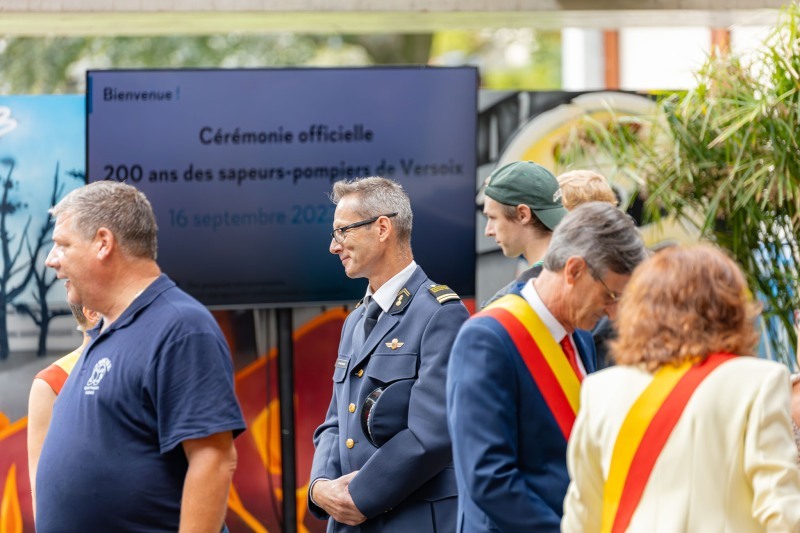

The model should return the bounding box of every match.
[34,349,82,395]
[35,365,70,395]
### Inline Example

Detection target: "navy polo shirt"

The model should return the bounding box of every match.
[36,274,246,532]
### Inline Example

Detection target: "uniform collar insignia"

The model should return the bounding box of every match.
[390,288,412,314]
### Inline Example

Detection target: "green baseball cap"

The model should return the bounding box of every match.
[484,161,567,230]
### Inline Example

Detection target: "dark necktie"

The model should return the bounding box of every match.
[560,335,584,383]
[363,298,382,340]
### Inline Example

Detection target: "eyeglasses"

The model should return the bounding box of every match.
[585,262,620,304]
[331,213,397,244]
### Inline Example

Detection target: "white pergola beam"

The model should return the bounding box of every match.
[0,1,783,35]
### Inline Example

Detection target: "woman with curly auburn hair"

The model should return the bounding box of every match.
[562,244,800,533]
[612,243,761,371]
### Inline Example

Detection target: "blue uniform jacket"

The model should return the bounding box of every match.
[310,266,470,532]
[446,287,596,533]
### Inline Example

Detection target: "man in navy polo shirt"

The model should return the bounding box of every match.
[37,181,245,532]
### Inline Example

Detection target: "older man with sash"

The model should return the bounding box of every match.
[446,202,647,532]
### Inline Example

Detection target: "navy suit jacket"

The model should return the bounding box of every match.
[446,287,596,533]
[310,266,469,532]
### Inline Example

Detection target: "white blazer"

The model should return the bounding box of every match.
[562,356,800,533]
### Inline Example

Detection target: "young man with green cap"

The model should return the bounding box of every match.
[481,160,568,307]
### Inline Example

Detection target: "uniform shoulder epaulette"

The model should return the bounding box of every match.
[428,284,461,304]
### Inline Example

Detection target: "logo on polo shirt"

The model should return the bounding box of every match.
[84,357,112,395]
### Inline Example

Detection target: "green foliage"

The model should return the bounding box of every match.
[430,30,486,58]
[430,29,561,89]
[0,29,562,94]
[0,34,355,94]
[342,34,433,64]
[557,4,800,365]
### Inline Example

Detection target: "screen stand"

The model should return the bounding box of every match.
[276,308,297,533]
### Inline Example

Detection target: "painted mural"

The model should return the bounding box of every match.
[0,96,86,363]
[0,308,348,533]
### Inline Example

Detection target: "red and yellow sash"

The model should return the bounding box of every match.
[482,294,582,440]
[34,348,82,395]
[601,352,736,533]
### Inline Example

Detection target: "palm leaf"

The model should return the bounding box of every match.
[556,2,800,366]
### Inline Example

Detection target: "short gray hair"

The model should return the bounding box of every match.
[330,177,413,245]
[50,181,158,260]
[543,202,646,275]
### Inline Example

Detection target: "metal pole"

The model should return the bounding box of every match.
[276,308,297,533]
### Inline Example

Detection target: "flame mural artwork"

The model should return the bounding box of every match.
[0,308,349,533]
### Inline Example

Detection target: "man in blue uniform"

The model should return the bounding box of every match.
[447,202,647,532]
[38,181,245,532]
[309,177,469,532]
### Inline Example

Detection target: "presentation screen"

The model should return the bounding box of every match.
[86,67,477,307]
